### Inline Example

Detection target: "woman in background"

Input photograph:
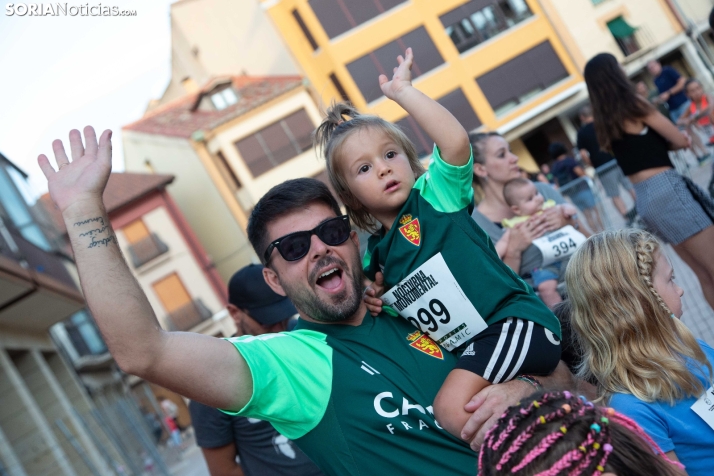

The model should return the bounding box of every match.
[584,52,714,311]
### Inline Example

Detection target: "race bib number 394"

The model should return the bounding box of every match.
[381,253,488,352]
[532,225,587,267]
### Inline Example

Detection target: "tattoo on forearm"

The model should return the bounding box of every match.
[79,226,108,238]
[74,217,105,227]
[88,235,117,248]
[73,217,116,249]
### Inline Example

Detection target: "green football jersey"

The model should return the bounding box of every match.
[222,313,477,475]
[363,145,560,350]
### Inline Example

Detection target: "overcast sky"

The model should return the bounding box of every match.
[0,1,176,200]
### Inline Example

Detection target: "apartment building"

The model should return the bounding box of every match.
[123,75,327,278]
[260,0,588,170]
[41,172,231,337]
[0,153,138,476]
[41,171,238,427]
[157,0,299,107]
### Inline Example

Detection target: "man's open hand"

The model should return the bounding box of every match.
[38,126,113,214]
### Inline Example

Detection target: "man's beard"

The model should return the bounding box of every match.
[279,255,364,323]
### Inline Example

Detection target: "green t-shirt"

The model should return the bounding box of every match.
[223,313,477,475]
[363,145,560,342]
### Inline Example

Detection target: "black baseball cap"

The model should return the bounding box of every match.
[228,264,298,326]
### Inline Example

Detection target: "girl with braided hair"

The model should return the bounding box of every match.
[479,391,683,475]
[566,229,714,475]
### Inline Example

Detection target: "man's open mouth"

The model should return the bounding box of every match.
[316,267,344,291]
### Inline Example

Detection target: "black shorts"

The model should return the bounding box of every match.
[455,318,561,384]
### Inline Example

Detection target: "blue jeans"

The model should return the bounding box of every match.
[669,100,691,123]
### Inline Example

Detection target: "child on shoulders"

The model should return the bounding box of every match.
[315,47,561,439]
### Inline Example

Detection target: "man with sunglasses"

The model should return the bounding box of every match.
[39,127,572,476]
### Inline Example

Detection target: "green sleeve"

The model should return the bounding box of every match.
[362,233,381,281]
[413,144,474,213]
[362,248,372,271]
[220,330,332,440]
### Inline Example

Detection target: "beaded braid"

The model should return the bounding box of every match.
[509,404,585,472]
[479,392,628,476]
[634,234,673,315]
[568,423,611,476]
[535,420,602,476]
[497,400,589,470]
[491,393,565,451]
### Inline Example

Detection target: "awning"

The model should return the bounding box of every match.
[607,17,638,38]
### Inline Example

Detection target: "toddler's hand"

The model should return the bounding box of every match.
[364,272,385,316]
[379,47,414,101]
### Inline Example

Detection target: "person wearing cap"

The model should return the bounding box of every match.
[189,265,322,476]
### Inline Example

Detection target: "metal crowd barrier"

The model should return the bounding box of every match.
[557,175,610,233]
[670,149,695,179]
[592,160,636,230]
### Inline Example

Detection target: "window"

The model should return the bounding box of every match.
[293,9,319,50]
[0,162,52,251]
[329,73,351,103]
[475,41,568,116]
[396,88,482,156]
[440,0,533,53]
[346,26,445,103]
[64,310,108,357]
[215,151,242,192]
[308,0,406,39]
[607,17,640,56]
[152,273,211,331]
[235,109,315,177]
[123,218,169,267]
[153,273,191,314]
[210,87,239,110]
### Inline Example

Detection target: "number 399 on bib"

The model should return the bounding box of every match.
[381,253,488,352]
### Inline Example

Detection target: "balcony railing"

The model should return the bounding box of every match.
[0,218,77,289]
[619,26,656,63]
[127,233,169,268]
[165,300,212,332]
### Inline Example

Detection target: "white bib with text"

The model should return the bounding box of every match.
[691,385,714,431]
[532,225,587,267]
[381,253,488,352]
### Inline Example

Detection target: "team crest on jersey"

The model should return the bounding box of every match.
[398,215,421,247]
[406,330,443,359]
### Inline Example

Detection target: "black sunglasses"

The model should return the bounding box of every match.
[264,215,351,263]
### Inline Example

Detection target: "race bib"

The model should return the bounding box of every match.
[691,385,714,431]
[532,225,587,267]
[381,253,488,352]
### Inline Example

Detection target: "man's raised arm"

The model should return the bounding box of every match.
[38,127,250,411]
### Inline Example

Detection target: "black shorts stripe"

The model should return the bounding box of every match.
[456,318,560,383]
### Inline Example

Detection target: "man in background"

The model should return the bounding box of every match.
[647,59,689,122]
[188,264,323,476]
[577,105,636,223]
